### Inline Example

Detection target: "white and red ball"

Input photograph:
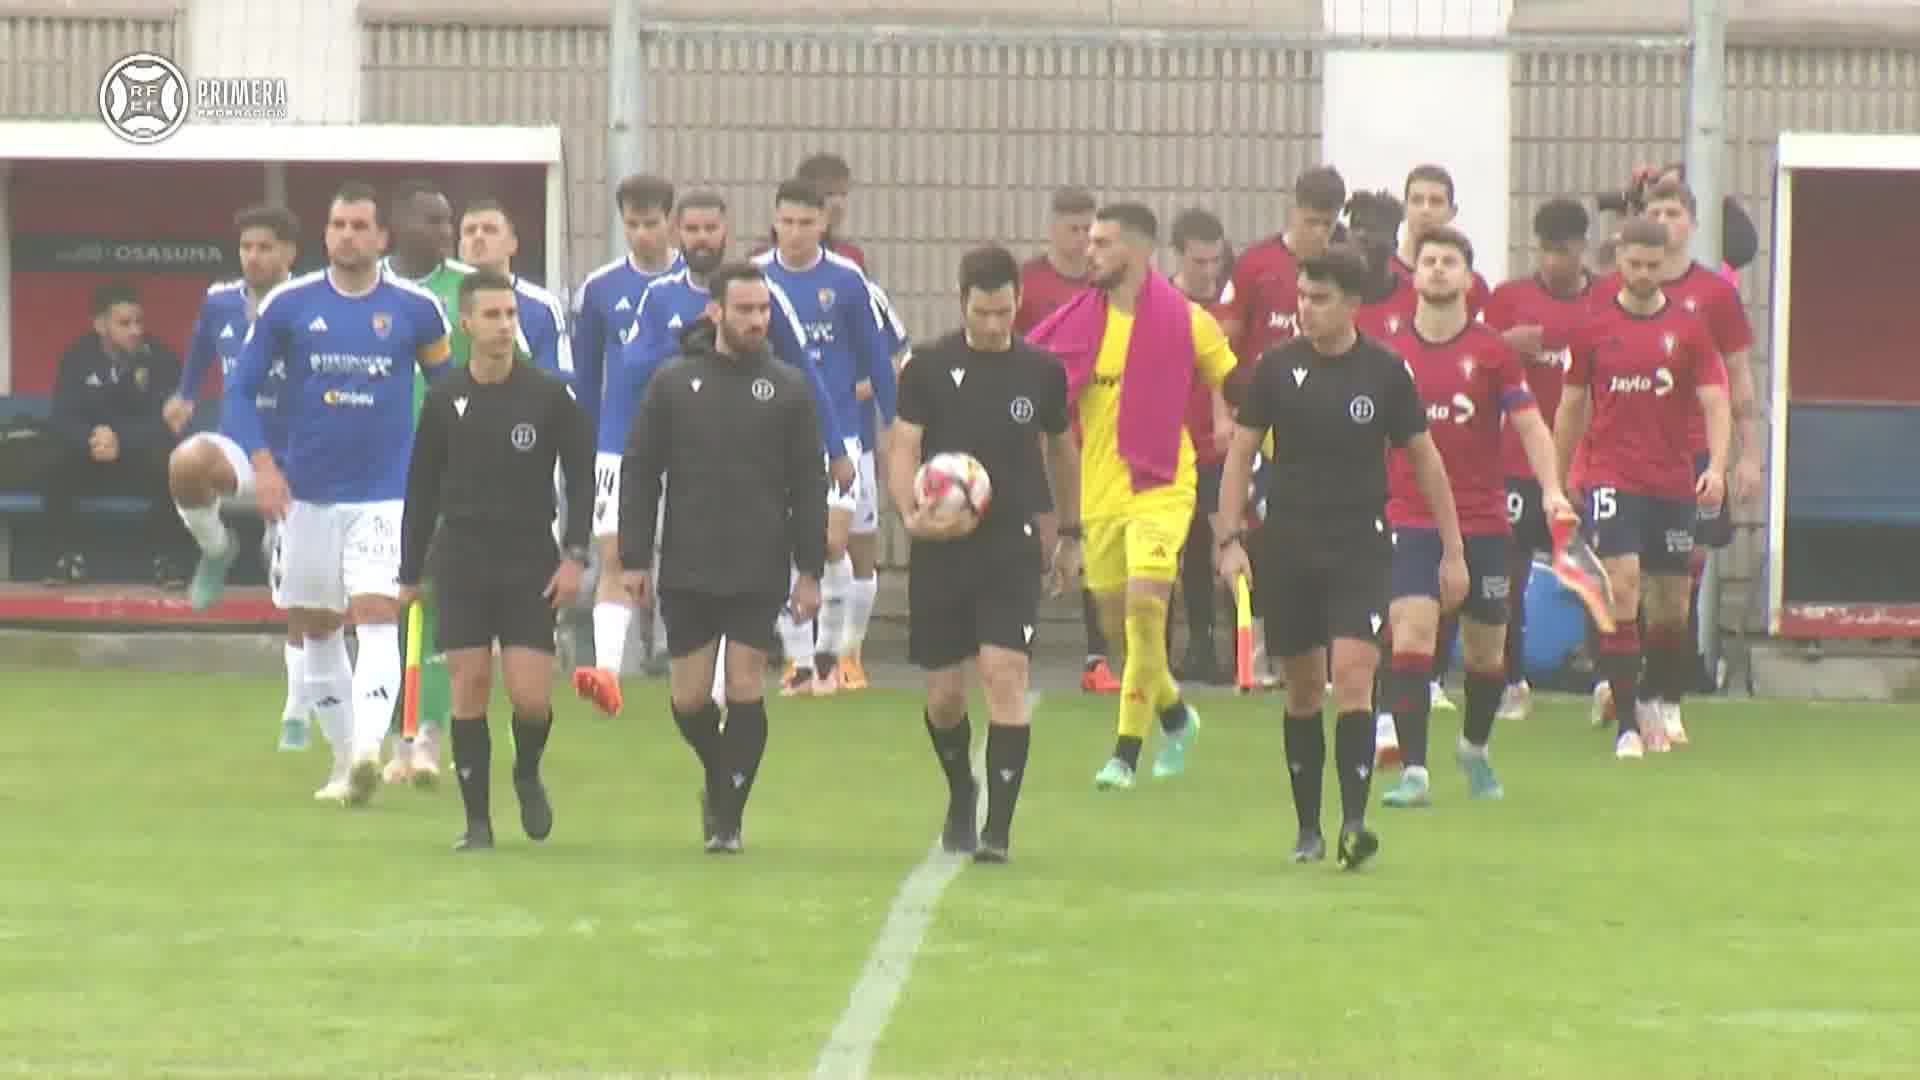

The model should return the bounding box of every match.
[914,452,992,517]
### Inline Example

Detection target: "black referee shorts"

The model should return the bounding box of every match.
[1259,525,1391,660]
[434,548,559,654]
[908,532,1043,671]
[659,588,784,659]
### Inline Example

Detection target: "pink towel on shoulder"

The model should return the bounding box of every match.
[1026,271,1196,492]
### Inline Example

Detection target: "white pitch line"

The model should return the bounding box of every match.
[816,691,1039,1080]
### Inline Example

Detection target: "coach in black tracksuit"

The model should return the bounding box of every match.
[619,262,827,854]
[399,270,595,852]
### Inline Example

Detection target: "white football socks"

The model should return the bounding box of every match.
[304,630,354,778]
[778,567,816,670]
[283,641,307,721]
[592,601,633,675]
[176,501,231,558]
[351,623,401,764]
[816,555,854,657]
[845,572,878,655]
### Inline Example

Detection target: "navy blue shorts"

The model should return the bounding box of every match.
[1584,485,1695,575]
[1691,452,1732,549]
[1390,528,1512,625]
[1505,477,1551,554]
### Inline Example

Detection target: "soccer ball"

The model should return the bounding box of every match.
[914,452,992,517]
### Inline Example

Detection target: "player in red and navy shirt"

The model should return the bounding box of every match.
[1396,164,1493,317]
[1554,218,1729,762]
[1374,226,1571,808]
[1219,165,1345,392]
[1480,198,1598,716]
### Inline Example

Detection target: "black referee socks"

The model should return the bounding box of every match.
[983,724,1030,844]
[673,701,723,777]
[721,699,769,826]
[511,709,551,781]
[1283,712,1325,835]
[451,715,491,828]
[1333,710,1375,829]
[924,712,973,800]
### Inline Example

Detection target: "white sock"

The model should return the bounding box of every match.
[845,573,879,654]
[711,636,728,706]
[593,602,633,675]
[816,554,854,657]
[1375,713,1398,743]
[305,630,353,777]
[778,609,816,671]
[177,501,230,558]
[1405,764,1430,783]
[351,623,402,764]
[283,641,307,721]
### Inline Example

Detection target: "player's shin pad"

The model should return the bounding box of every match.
[1119,595,1179,738]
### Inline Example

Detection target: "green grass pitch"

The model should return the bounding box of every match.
[2,666,1917,1078]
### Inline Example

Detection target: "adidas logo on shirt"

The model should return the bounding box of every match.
[219,323,236,340]
[308,316,328,332]
[615,297,632,311]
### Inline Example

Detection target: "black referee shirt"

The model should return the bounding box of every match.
[1237,332,1426,548]
[620,327,827,597]
[399,361,594,583]
[896,330,1069,549]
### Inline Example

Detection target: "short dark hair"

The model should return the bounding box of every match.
[1643,178,1697,216]
[1344,189,1404,234]
[709,261,767,305]
[1095,202,1158,243]
[1050,185,1097,216]
[461,197,511,223]
[795,153,852,186]
[1294,165,1347,214]
[1170,208,1225,252]
[774,178,827,211]
[1404,163,1457,205]
[1617,218,1670,251]
[92,281,139,316]
[615,174,675,216]
[390,178,443,207]
[1299,244,1372,298]
[331,181,383,226]
[1534,198,1590,249]
[676,190,727,216]
[1415,224,1475,268]
[233,204,299,245]
[458,268,516,308]
[958,245,1021,299]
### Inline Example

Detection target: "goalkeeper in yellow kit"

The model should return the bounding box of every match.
[1027,202,1239,788]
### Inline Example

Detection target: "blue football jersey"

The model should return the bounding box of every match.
[614,268,851,455]
[179,278,291,455]
[512,275,572,380]
[572,251,685,446]
[227,270,452,503]
[864,280,912,446]
[751,248,898,453]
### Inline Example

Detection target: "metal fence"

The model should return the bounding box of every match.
[7,9,1920,633]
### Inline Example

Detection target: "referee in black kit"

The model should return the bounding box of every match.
[620,262,826,855]
[399,270,595,851]
[886,246,1081,864]
[1214,245,1467,871]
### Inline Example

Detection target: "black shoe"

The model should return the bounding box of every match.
[515,774,552,841]
[453,824,494,851]
[941,779,979,855]
[974,834,1010,864]
[705,827,743,855]
[46,552,85,585]
[1337,825,1380,871]
[1291,830,1326,863]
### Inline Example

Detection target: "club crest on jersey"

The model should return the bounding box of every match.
[817,287,836,311]
[1459,355,1476,379]
[1349,394,1376,423]
[751,377,775,402]
[133,366,148,390]
[1010,395,1035,424]
[510,422,537,452]
[372,313,393,339]
[1662,333,1677,356]
[1386,316,1402,334]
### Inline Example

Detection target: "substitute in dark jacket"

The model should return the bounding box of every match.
[619,262,826,854]
[40,282,188,583]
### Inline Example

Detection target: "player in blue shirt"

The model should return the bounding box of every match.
[163,205,306,750]
[752,178,901,696]
[572,174,683,453]
[457,198,572,379]
[225,182,454,807]
[571,190,855,715]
